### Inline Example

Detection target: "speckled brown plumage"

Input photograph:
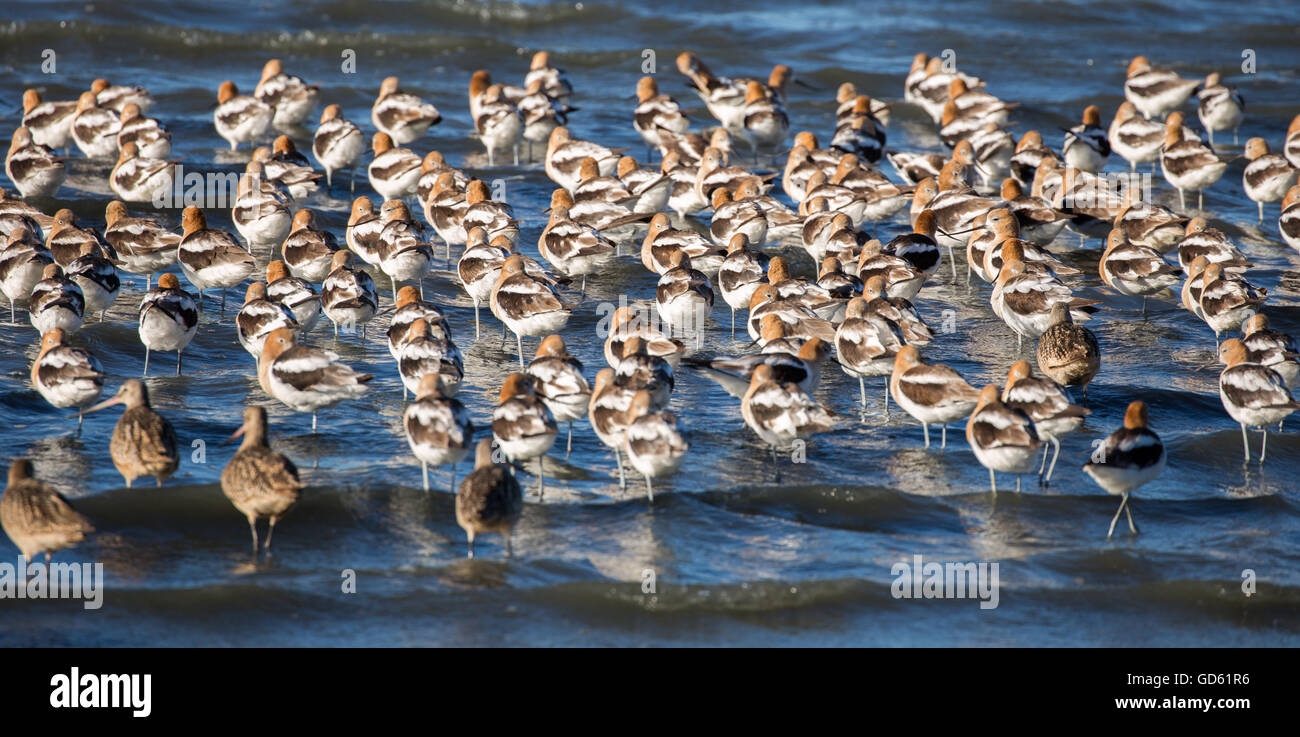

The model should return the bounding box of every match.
[220,405,301,553]
[455,439,522,558]
[1036,302,1100,393]
[1,459,93,561]
[92,380,178,488]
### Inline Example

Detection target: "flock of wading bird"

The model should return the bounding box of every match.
[3,49,1300,560]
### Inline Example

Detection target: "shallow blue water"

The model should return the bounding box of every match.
[1,0,1298,646]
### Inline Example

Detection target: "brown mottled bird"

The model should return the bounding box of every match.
[220,405,302,553]
[455,438,523,558]
[1,459,93,562]
[1035,302,1100,400]
[85,379,179,488]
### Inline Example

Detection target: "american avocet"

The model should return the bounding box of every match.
[84,379,178,488]
[1124,56,1198,119]
[616,156,672,214]
[891,345,981,448]
[1008,130,1059,187]
[1083,400,1164,537]
[569,162,647,235]
[0,188,53,236]
[1002,360,1088,485]
[1198,262,1266,343]
[1218,338,1299,464]
[257,137,322,199]
[614,336,675,411]
[860,275,932,344]
[525,51,574,99]
[603,305,686,370]
[473,83,524,167]
[709,188,768,249]
[633,76,689,158]
[214,81,272,151]
[1286,115,1300,169]
[456,438,523,558]
[20,89,76,151]
[6,127,66,199]
[70,91,120,159]
[886,209,942,277]
[888,150,945,188]
[458,227,507,339]
[422,171,469,252]
[684,326,827,400]
[967,385,1041,494]
[1176,218,1251,275]
[371,76,441,145]
[45,209,114,267]
[1243,138,1298,222]
[109,141,172,204]
[1036,302,1100,399]
[1161,112,1228,210]
[527,335,590,458]
[221,405,302,553]
[994,181,1068,248]
[178,206,256,313]
[661,127,731,168]
[739,80,789,158]
[741,364,837,465]
[992,240,1096,348]
[266,259,321,334]
[139,273,198,375]
[545,127,622,191]
[1098,228,1181,316]
[588,367,637,487]
[397,317,463,399]
[1195,73,1244,147]
[1240,314,1300,388]
[965,124,1015,189]
[1279,185,1300,252]
[90,78,151,113]
[232,163,291,251]
[1,459,93,562]
[1113,199,1188,252]
[258,327,373,431]
[28,264,83,335]
[376,200,433,300]
[320,250,378,340]
[1108,101,1165,173]
[718,233,770,336]
[854,239,925,302]
[66,242,120,321]
[387,286,445,359]
[642,213,724,276]
[368,132,422,201]
[1181,256,1211,319]
[656,251,714,347]
[345,196,384,267]
[103,202,177,289]
[624,389,688,503]
[1062,105,1110,173]
[835,299,903,415]
[492,372,558,498]
[312,105,365,189]
[830,97,885,164]
[253,58,319,128]
[32,328,103,432]
[405,373,474,493]
[519,79,572,159]
[492,255,574,366]
[539,203,616,293]
[281,209,340,284]
[662,151,709,217]
[0,229,53,323]
[236,281,299,359]
[835,83,890,127]
[465,180,522,247]
[746,283,835,346]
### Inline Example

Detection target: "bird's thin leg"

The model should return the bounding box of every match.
[922,422,930,448]
[516,332,525,367]
[565,421,573,458]
[248,517,260,553]
[1260,428,1268,464]
[422,461,429,491]
[537,456,545,501]
[1107,495,1125,538]
[1124,497,1138,534]
[858,377,868,417]
[941,424,948,449]
[265,517,278,552]
[645,474,654,503]
[989,467,996,495]
[466,532,475,559]
[143,348,150,377]
[1241,423,1250,463]
[615,447,626,488]
[1045,435,1061,485]
[312,412,318,433]
[473,299,481,340]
